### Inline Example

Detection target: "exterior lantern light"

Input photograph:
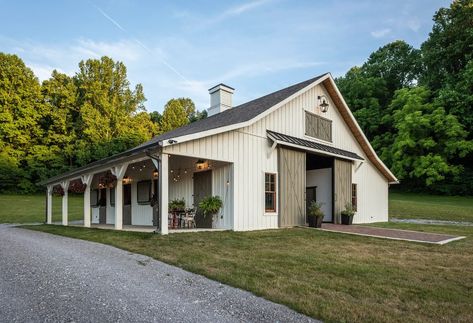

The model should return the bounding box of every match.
[122,176,133,184]
[153,170,158,178]
[318,95,329,113]
[195,159,207,170]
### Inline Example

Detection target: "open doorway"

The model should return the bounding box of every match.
[306,153,333,222]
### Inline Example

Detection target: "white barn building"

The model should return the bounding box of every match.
[41,73,398,234]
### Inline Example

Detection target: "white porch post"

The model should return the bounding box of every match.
[111,164,128,230]
[159,153,169,235]
[46,185,53,224]
[81,174,93,228]
[60,180,70,226]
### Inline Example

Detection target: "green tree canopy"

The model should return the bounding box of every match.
[160,98,190,132]
[420,0,473,91]
[0,53,44,192]
[389,87,473,187]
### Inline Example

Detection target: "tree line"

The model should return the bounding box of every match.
[336,0,473,195]
[0,55,205,193]
[1,1,472,195]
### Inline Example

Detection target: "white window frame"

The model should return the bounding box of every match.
[263,171,278,216]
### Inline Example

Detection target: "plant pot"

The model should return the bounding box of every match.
[308,216,323,228]
[341,214,353,225]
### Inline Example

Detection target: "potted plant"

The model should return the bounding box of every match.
[307,201,324,228]
[198,196,223,228]
[169,198,186,212]
[341,203,356,225]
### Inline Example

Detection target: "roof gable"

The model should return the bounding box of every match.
[134,74,327,149]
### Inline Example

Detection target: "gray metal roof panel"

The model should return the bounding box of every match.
[267,130,364,160]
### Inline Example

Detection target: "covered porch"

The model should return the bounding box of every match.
[44,151,233,235]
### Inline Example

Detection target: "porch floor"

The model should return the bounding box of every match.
[318,223,465,245]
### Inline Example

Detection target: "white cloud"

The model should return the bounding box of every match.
[224,0,272,16]
[370,28,391,38]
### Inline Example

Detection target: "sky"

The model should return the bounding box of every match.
[0,0,450,112]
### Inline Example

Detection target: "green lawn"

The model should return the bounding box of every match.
[2,191,471,224]
[0,194,83,223]
[389,192,473,222]
[24,223,473,323]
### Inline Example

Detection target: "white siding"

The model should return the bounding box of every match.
[164,83,390,229]
[164,131,278,231]
[306,168,333,222]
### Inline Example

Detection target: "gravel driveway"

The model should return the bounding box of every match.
[0,224,316,322]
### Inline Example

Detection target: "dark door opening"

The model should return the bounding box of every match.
[123,184,132,225]
[193,170,212,228]
[99,188,107,224]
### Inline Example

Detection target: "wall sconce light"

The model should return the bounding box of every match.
[122,176,133,184]
[195,159,207,170]
[317,95,329,113]
[153,170,158,178]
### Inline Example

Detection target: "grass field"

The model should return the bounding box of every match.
[1,191,471,224]
[0,194,83,223]
[24,223,473,323]
[389,192,473,222]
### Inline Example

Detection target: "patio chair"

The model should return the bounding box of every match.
[182,209,196,229]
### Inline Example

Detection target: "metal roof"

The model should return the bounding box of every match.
[40,74,328,185]
[267,130,364,161]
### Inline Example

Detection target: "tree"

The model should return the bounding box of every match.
[160,98,189,132]
[0,53,44,192]
[189,109,207,123]
[434,61,473,135]
[74,56,154,164]
[363,40,422,98]
[40,71,77,167]
[389,87,473,187]
[420,0,473,91]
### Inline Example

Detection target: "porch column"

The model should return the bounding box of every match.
[111,164,128,230]
[46,185,53,224]
[158,153,169,235]
[60,180,70,226]
[81,174,93,228]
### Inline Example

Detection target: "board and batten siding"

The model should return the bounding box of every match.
[164,82,389,229]
[164,130,279,231]
[333,159,352,224]
[244,83,389,224]
[278,147,306,227]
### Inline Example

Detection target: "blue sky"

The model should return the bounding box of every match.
[0,0,449,112]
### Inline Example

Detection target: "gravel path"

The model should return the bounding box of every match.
[0,224,316,323]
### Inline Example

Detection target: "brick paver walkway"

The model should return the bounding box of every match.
[320,224,465,244]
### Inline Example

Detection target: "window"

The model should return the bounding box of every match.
[352,183,357,211]
[90,189,99,207]
[137,180,151,204]
[110,188,115,206]
[265,173,277,212]
[305,111,332,142]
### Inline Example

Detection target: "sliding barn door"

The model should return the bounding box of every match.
[278,147,306,227]
[333,159,352,224]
